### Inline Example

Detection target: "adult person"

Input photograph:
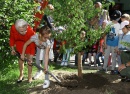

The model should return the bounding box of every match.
[9,19,36,83]
[90,2,110,30]
[117,25,130,82]
[89,2,109,66]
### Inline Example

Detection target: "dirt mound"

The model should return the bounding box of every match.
[28,72,130,94]
[58,73,110,90]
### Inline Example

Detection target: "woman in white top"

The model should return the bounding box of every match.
[21,25,51,88]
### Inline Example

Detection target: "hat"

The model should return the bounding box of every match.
[111,10,121,21]
[121,21,129,29]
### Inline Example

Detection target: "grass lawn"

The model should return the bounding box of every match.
[0,63,85,94]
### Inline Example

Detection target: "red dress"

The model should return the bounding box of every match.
[9,25,36,55]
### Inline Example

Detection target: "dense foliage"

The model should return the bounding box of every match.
[0,0,112,70]
[0,0,36,70]
[51,0,111,53]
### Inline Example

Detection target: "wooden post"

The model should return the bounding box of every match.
[78,52,83,79]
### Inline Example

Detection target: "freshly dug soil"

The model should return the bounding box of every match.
[29,72,130,94]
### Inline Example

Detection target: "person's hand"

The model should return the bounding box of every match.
[118,64,126,72]
[20,54,25,61]
[11,49,16,55]
[27,59,32,66]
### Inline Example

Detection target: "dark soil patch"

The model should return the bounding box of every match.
[28,71,130,94]
[58,73,110,90]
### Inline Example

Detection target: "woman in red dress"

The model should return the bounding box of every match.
[9,19,36,83]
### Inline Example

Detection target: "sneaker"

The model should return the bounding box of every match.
[43,80,50,89]
[33,70,43,80]
[64,62,68,66]
[60,62,64,66]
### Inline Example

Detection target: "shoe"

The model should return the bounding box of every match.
[99,68,106,72]
[125,78,130,82]
[110,70,119,75]
[33,70,43,80]
[110,70,115,75]
[17,77,24,83]
[43,80,50,89]
[60,62,64,66]
[94,64,97,67]
[64,62,68,66]
[121,77,127,82]
[121,77,130,82]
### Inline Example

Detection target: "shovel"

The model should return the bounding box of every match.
[15,52,61,83]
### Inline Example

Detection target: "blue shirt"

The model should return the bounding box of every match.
[118,31,130,50]
[106,22,120,47]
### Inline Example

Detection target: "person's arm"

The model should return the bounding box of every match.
[104,35,107,49]
[89,15,99,26]
[44,46,50,72]
[21,39,33,60]
[125,62,130,67]
[9,25,16,55]
[118,62,130,72]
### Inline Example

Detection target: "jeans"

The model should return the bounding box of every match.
[96,52,104,66]
[103,46,117,70]
[75,51,88,65]
[62,48,72,63]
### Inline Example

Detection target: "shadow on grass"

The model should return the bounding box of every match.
[49,63,77,71]
[0,79,27,94]
[0,78,43,94]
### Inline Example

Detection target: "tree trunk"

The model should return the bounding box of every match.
[78,52,83,79]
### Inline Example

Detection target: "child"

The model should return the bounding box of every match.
[100,10,121,74]
[21,25,51,89]
[33,31,53,80]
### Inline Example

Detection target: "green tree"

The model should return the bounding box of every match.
[51,0,111,53]
[51,0,111,78]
